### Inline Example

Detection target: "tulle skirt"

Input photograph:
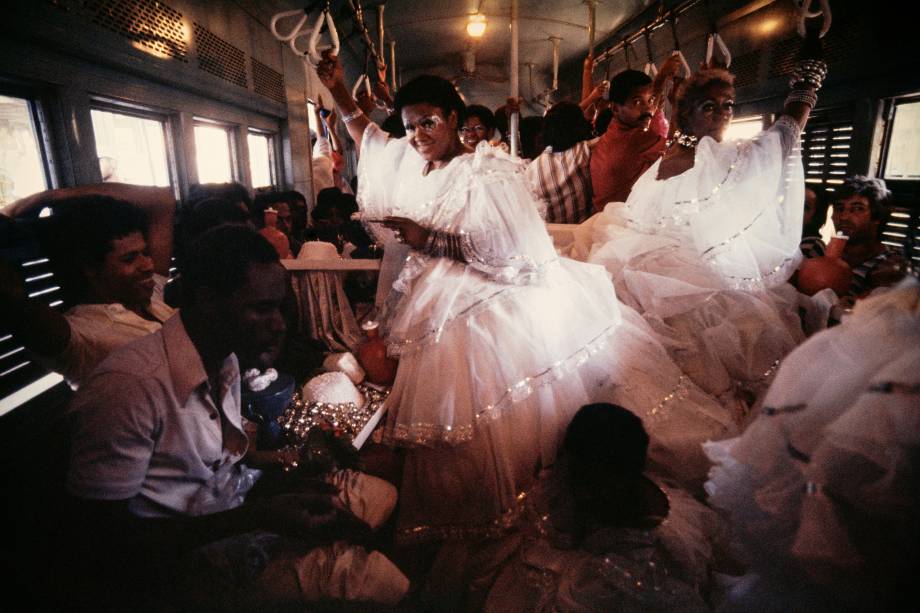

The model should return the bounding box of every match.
[380,257,733,542]
[572,208,805,407]
[704,280,920,611]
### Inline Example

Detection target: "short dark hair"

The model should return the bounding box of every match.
[803,186,829,236]
[609,69,652,105]
[463,104,496,130]
[187,182,253,213]
[835,175,892,222]
[564,403,649,480]
[394,75,465,124]
[543,101,592,152]
[37,196,148,303]
[519,115,546,160]
[675,68,735,133]
[594,107,614,135]
[380,113,407,138]
[180,225,279,305]
[493,104,509,140]
[252,191,303,229]
[44,196,148,266]
[182,197,249,242]
[313,188,344,223]
[254,190,306,210]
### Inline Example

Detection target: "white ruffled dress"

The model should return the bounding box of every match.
[571,116,808,407]
[704,279,920,611]
[357,126,732,541]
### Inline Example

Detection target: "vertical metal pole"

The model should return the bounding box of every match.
[586,0,597,56]
[377,4,385,59]
[389,40,397,90]
[550,36,561,91]
[510,0,520,157]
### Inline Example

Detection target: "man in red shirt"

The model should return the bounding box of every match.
[590,56,682,212]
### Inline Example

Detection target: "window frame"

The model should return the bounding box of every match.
[193,116,240,185]
[0,84,58,197]
[879,93,920,183]
[877,93,920,275]
[89,97,178,193]
[247,128,277,189]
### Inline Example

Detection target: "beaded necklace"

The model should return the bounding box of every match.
[666,130,698,149]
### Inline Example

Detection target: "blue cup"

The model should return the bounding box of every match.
[242,373,296,449]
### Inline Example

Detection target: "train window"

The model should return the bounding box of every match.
[883,98,920,180]
[306,100,319,138]
[90,108,171,187]
[248,131,275,188]
[194,122,234,183]
[0,95,50,206]
[724,115,764,142]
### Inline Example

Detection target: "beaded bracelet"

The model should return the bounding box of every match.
[788,58,828,91]
[425,230,468,262]
[785,88,818,109]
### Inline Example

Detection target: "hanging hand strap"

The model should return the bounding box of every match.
[307,10,340,65]
[795,0,832,39]
[270,9,309,42]
[643,28,657,76]
[705,32,732,68]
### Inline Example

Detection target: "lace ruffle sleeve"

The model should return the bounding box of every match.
[431,145,559,285]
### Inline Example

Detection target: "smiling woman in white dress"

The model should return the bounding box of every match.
[572,60,825,412]
[314,53,731,545]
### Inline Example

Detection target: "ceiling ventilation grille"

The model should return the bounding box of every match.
[194,23,248,88]
[731,49,761,89]
[252,58,286,104]
[769,14,860,79]
[79,0,189,61]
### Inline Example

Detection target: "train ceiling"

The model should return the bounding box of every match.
[259,0,652,84]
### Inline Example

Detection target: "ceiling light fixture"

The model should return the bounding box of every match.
[467,13,487,38]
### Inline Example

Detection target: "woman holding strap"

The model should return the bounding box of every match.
[313,52,730,564]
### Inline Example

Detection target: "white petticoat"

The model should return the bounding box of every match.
[570,117,808,406]
[704,279,920,611]
[357,126,733,541]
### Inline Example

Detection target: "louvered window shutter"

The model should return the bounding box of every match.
[0,252,67,415]
[801,107,854,194]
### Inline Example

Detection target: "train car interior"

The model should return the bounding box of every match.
[1,1,918,611]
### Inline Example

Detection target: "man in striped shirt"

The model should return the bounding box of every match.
[525,101,596,224]
[802,176,907,304]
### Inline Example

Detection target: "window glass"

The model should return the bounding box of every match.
[723,115,763,142]
[884,99,920,180]
[307,100,319,141]
[0,95,48,206]
[194,123,233,183]
[248,132,273,188]
[91,108,171,186]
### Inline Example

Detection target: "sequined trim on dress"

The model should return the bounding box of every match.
[384,322,620,445]
[385,328,697,446]
[386,263,562,355]
[397,490,529,544]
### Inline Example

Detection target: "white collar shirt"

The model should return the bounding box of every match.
[67,314,249,517]
[46,273,175,388]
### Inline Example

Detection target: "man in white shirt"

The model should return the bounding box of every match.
[0,190,175,387]
[65,225,389,610]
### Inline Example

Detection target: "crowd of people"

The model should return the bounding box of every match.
[0,26,915,613]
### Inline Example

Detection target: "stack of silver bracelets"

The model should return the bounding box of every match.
[785,58,828,108]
